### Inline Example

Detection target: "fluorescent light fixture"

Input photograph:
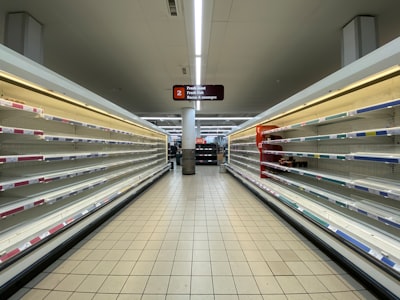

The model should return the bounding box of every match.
[196,117,252,120]
[195,0,202,111]
[141,117,252,121]
[196,56,201,85]
[195,0,202,56]
[161,125,236,129]
[196,56,201,111]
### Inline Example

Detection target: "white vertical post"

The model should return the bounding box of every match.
[342,16,377,67]
[5,12,43,64]
[182,107,196,175]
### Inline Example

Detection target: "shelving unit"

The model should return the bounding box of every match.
[195,143,218,164]
[226,43,400,297]
[0,46,169,290]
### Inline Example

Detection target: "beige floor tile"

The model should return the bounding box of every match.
[297,275,328,293]
[166,295,190,300]
[227,250,246,261]
[192,261,212,275]
[139,250,159,261]
[151,261,173,275]
[51,260,80,274]
[42,290,72,300]
[167,275,191,294]
[120,249,141,261]
[193,249,211,261]
[112,240,132,249]
[71,260,99,274]
[86,249,108,261]
[209,240,225,250]
[54,274,87,291]
[120,275,149,293]
[277,249,301,261]
[91,294,118,300]
[309,293,336,300]
[177,240,193,250]
[230,261,252,276]
[243,250,264,262]
[68,292,96,300]
[193,240,209,249]
[31,273,66,290]
[275,276,306,294]
[234,276,261,295]
[305,261,334,275]
[172,261,192,275]
[131,261,154,275]
[268,261,293,275]
[318,275,352,292]
[157,249,176,260]
[97,275,127,293]
[213,276,237,294]
[261,250,282,261]
[144,275,170,294]
[254,276,283,294]
[210,250,229,261]
[212,261,232,276]
[248,261,272,276]
[75,274,107,292]
[286,261,313,275]
[111,261,136,275]
[90,261,117,275]
[191,276,213,294]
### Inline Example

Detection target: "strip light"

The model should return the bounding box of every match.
[195,0,202,111]
[142,117,252,121]
[194,0,202,56]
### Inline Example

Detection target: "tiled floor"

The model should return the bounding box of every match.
[13,165,377,299]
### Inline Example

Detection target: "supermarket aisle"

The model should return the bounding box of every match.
[14,165,376,300]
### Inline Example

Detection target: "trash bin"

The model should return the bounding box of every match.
[176,153,181,165]
[219,164,226,173]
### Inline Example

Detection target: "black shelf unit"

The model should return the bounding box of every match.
[195,143,218,165]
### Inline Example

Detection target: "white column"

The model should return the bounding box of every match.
[342,15,377,67]
[181,107,196,175]
[5,12,43,64]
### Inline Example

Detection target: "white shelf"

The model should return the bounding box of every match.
[261,98,400,135]
[263,150,400,164]
[261,161,400,201]
[262,170,400,229]
[0,97,43,114]
[263,126,400,144]
[227,164,400,275]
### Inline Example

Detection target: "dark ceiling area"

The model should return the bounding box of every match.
[1,0,400,134]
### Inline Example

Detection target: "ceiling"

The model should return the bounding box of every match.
[1,0,400,136]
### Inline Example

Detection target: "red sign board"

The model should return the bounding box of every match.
[173,85,224,101]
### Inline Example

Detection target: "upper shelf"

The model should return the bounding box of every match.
[263,126,400,144]
[263,150,400,164]
[0,97,164,141]
[261,98,400,136]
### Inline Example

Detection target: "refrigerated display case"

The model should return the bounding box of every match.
[0,45,169,292]
[227,38,400,298]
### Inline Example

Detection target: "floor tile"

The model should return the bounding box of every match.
[213,276,237,294]
[234,276,261,294]
[144,275,170,294]
[120,275,149,293]
[167,275,191,294]
[191,276,213,294]
[19,167,377,300]
[75,275,107,292]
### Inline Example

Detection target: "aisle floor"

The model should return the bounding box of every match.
[14,165,376,300]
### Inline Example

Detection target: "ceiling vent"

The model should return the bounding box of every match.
[167,0,178,16]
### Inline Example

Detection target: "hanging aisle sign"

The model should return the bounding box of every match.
[173,85,224,101]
